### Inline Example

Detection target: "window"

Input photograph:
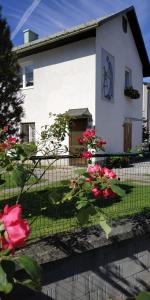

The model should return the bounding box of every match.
[20,123,35,143]
[19,64,34,88]
[122,16,128,33]
[125,68,132,88]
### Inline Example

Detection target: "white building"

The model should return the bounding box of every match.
[143,82,150,146]
[13,6,150,154]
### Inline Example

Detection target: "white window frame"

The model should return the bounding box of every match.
[19,62,34,89]
[20,122,35,143]
[125,67,132,88]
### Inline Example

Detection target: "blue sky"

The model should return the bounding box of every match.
[0,0,150,80]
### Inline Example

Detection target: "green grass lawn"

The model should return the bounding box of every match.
[0,179,150,239]
[0,172,47,189]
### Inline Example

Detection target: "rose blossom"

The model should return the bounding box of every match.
[0,204,30,252]
[91,187,102,198]
[83,129,95,140]
[82,151,92,159]
[96,139,106,147]
[88,164,104,176]
[103,167,117,179]
[7,136,17,144]
[102,188,116,199]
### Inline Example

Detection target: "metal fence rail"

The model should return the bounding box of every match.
[0,153,150,239]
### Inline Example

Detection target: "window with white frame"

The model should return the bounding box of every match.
[19,64,34,88]
[20,123,35,143]
[125,68,132,88]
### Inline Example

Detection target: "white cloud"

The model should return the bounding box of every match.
[11,0,42,39]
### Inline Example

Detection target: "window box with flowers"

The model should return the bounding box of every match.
[124,86,140,99]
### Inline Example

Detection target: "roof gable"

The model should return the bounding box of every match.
[13,6,150,77]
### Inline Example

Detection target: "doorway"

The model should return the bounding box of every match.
[69,118,88,166]
[123,122,132,152]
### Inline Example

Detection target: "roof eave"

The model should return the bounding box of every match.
[13,24,97,58]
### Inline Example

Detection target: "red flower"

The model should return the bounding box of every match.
[0,204,30,252]
[96,139,106,147]
[83,129,95,140]
[88,164,104,176]
[77,136,83,144]
[91,187,102,198]
[103,167,117,179]
[102,188,116,199]
[82,151,92,159]
[85,177,93,182]
[7,136,17,144]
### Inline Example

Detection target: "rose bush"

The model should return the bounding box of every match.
[62,129,125,238]
[77,128,106,158]
[0,127,41,294]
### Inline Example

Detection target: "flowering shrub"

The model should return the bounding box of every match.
[0,127,41,294]
[62,129,125,238]
[63,162,125,238]
[77,128,106,158]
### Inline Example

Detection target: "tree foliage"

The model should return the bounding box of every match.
[0,6,23,134]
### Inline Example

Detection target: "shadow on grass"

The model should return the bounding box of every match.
[0,183,135,221]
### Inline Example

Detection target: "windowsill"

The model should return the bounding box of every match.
[20,86,34,90]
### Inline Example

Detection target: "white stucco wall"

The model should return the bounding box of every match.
[95,15,143,152]
[19,38,96,147]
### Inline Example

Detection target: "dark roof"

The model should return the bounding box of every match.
[13,6,150,77]
[66,108,92,118]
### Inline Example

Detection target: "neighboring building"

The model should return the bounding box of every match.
[13,6,150,154]
[143,82,150,146]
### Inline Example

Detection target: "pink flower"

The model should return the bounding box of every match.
[0,204,30,252]
[85,177,93,182]
[7,136,17,144]
[83,129,95,140]
[91,187,102,198]
[88,164,104,176]
[1,205,22,226]
[102,188,116,199]
[96,139,106,147]
[103,167,117,179]
[82,151,92,159]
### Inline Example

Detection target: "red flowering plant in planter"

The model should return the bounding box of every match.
[0,127,41,295]
[63,129,125,238]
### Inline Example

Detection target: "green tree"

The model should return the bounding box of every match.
[0,6,23,135]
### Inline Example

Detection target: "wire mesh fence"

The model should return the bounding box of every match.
[0,153,150,239]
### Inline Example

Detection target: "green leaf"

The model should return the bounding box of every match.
[0,261,14,294]
[136,291,150,300]
[62,191,74,202]
[98,214,111,239]
[83,182,92,191]
[17,279,41,292]
[100,183,107,190]
[77,207,90,225]
[77,206,96,225]
[16,256,41,290]
[11,165,32,187]
[111,184,125,197]
[108,179,120,185]
[76,198,88,210]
